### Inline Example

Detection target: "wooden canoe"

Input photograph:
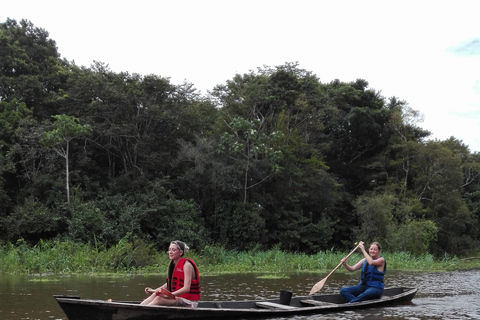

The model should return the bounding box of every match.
[54,286,417,320]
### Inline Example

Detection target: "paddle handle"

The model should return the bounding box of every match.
[344,241,364,261]
[326,241,364,278]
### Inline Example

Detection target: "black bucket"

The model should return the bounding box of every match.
[279,289,292,305]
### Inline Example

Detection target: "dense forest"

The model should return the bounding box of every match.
[1,18,479,257]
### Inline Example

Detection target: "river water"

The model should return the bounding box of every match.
[0,269,479,319]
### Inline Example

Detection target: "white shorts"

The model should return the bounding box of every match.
[178,298,199,308]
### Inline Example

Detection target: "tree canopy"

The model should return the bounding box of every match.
[1,19,479,256]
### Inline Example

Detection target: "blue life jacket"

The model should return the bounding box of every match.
[360,257,386,289]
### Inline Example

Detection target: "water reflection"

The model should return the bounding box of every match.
[0,270,479,319]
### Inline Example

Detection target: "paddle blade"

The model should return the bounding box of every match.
[309,278,326,295]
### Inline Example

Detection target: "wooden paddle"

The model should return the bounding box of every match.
[308,241,364,295]
[146,287,176,299]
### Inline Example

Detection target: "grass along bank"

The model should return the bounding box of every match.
[1,238,479,275]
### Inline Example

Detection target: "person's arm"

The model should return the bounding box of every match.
[144,283,167,295]
[342,257,365,272]
[359,245,385,268]
[341,243,366,272]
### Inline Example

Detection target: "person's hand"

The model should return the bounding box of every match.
[145,287,153,295]
[341,257,347,265]
[358,242,365,251]
[155,288,176,299]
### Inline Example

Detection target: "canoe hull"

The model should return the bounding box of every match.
[55,287,417,320]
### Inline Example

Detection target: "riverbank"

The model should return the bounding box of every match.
[1,239,479,275]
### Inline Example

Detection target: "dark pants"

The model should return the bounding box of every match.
[340,284,383,303]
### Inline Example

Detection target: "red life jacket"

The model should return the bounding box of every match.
[168,258,201,301]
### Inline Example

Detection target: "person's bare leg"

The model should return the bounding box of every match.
[147,296,180,306]
[140,293,157,305]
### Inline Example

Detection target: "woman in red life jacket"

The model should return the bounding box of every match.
[141,240,201,307]
[339,241,386,303]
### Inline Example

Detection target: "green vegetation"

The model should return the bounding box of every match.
[1,18,480,258]
[1,239,478,276]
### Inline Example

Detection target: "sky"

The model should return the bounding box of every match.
[2,0,480,152]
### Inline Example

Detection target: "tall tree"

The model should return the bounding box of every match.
[217,116,284,204]
[321,79,394,194]
[0,18,67,119]
[0,100,31,215]
[41,114,92,203]
[410,141,475,254]
[66,64,207,186]
[386,99,430,194]
[210,64,343,251]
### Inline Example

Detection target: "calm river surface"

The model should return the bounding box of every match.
[0,269,479,319]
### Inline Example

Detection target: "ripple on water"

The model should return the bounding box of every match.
[1,270,480,319]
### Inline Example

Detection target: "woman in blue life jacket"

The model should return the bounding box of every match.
[339,241,386,303]
[141,240,201,307]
